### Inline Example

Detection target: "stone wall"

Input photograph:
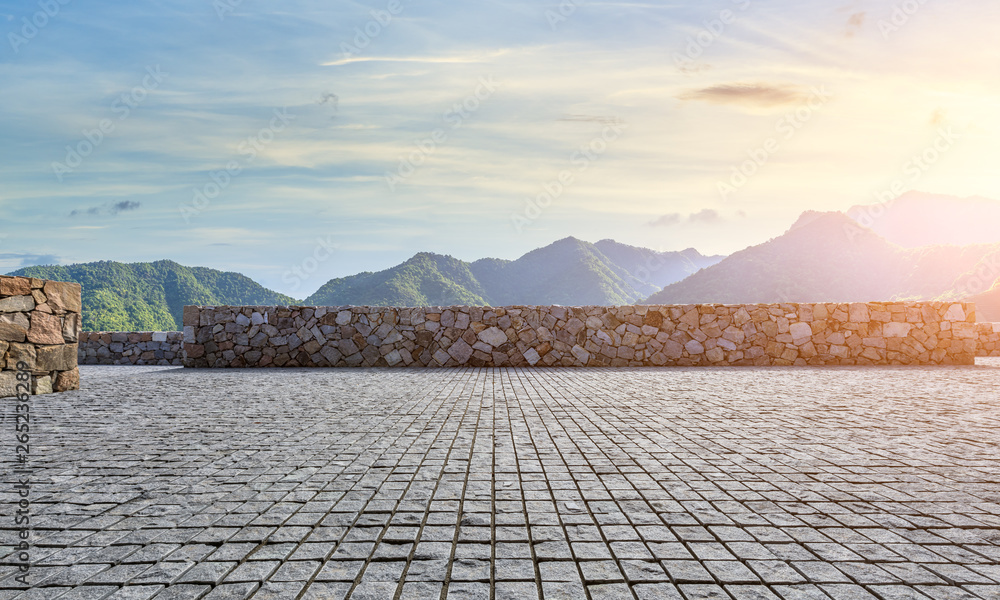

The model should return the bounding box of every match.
[182,302,978,368]
[0,275,81,396]
[79,331,184,365]
[978,322,1000,357]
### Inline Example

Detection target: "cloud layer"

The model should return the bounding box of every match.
[678,83,809,109]
[2,0,999,294]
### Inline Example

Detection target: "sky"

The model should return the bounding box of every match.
[2,0,999,297]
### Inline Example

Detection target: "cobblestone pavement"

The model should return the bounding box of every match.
[2,363,1000,600]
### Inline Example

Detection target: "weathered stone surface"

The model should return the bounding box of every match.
[8,342,37,370]
[849,303,870,323]
[477,327,508,348]
[0,276,31,297]
[62,312,80,342]
[0,371,19,397]
[883,322,913,337]
[789,321,812,342]
[43,280,82,313]
[447,338,474,363]
[79,331,183,365]
[54,367,80,392]
[943,303,966,322]
[27,311,65,345]
[33,375,53,395]
[0,321,28,342]
[523,347,541,365]
[0,295,35,313]
[37,344,77,371]
[0,276,80,395]
[183,305,200,328]
[180,302,983,368]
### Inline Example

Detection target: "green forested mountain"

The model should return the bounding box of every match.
[10,260,295,331]
[8,239,724,331]
[305,237,724,307]
[304,253,491,307]
[469,237,660,306]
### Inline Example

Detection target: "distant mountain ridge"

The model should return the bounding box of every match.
[645,211,1000,320]
[10,239,724,331]
[305,237,724,307]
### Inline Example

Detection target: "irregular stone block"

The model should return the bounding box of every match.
[36,344,77,371]
[0,277,31,297]
[0,295,34,313]
[42,280,82,313]
[54,368,80,392]
[0,371,22,398]
[33,375,53,395]
[448,338,474,363]
[0,321,27,342]
[477,327,508,348]
[8,343,37,370]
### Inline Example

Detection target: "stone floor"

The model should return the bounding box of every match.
[2,363,1000,600]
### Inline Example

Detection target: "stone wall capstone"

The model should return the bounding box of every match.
[182,302,979,368]
[0,275,81,396]
[79,331,184,365]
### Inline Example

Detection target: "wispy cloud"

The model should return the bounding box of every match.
[322,50,510,67]
[556,114,625,125]
[648,209,724,227]
[0,253,61,272]
[69,200,142,218]
[679,83,809,109]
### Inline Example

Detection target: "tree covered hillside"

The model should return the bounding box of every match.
[11,260,295,331]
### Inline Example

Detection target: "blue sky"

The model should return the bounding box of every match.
[2,0,999,296]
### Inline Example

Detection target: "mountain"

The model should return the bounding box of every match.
[645,212,1000,306]
[592,240,723,290]
[306,237,724,307]
[10,260,295,331]
[303,253,490,307]
[846,191,1000,247]
[969,284,1000,322]
[6,239,722,331]
[469,237,656,305]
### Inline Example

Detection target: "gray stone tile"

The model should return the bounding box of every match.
[9,365,1000,600]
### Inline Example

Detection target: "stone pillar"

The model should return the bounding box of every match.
[0,275,81,397]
